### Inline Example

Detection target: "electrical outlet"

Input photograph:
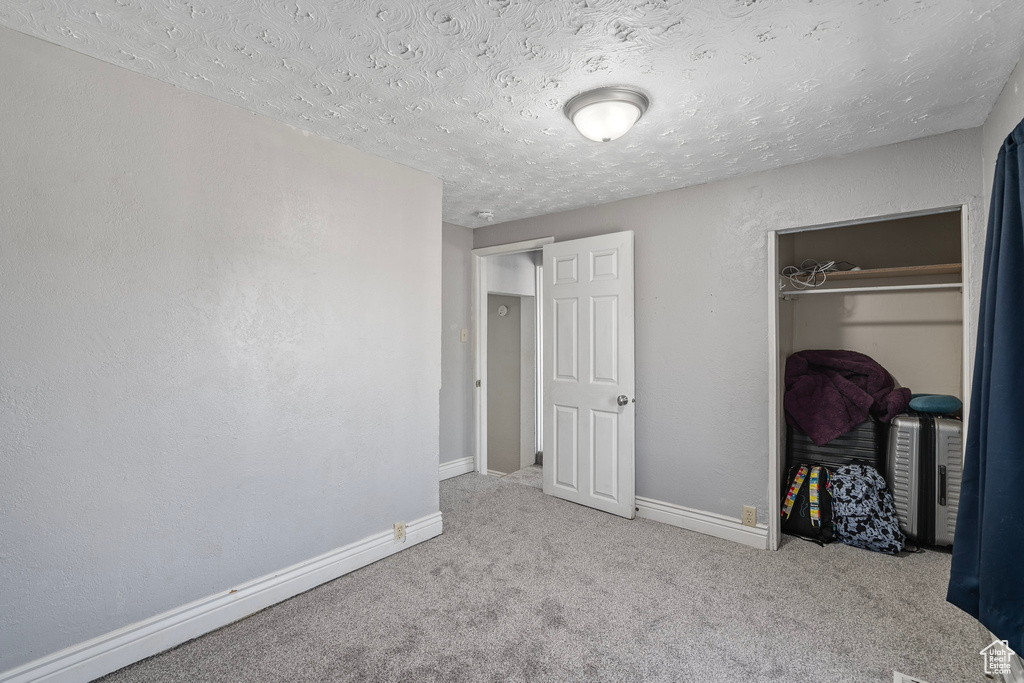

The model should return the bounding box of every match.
[742,506,757,528]
[393,522,406,543]
[460,329,468,343]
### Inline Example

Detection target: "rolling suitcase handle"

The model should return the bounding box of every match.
[939,465,946,506]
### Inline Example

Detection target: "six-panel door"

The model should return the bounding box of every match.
[542,231,635,519]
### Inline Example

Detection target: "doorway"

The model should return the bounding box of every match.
[473,231,637,520]
[472,238,552,477]
[486,290,539,475]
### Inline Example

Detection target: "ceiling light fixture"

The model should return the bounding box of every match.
[564,87,650,143]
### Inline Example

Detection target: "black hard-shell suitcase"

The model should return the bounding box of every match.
[786,418,889,473]
[886,415,962,546]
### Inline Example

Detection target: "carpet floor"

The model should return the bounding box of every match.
[99,469,991,682]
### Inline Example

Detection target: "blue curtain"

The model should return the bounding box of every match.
[947,117,1024,653]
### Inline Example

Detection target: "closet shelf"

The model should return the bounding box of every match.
[779,263,963,297]
[824,263,961,281]
[780,282,962,298]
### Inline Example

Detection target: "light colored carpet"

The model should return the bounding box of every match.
[497,464,542,489]
[98,471,991,682]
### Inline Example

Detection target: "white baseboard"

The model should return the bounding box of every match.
[636,496,769,550]
[487,469,506,477]
[1,511,443,683]
[439,456,475,480]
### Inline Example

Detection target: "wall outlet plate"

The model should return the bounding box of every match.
[460,329,468,343]
[394,522,406,543]
[742,506,757,528]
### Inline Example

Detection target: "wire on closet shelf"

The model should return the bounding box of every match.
[780,259,859,289]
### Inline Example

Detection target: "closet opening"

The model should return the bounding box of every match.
[767,206,971,551]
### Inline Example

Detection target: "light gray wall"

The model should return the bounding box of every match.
[785,213,962,269]
[791,290,964,397]
[0,28,441,672]
[488,251,538,296]
[475,129,984,522]
[487,295,522,474]
[440,223,474,465]
[520,296,537,470]
[971,56,1024,400]
[982,57,1024,219]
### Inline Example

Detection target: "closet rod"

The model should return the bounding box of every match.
[779,282,962,299]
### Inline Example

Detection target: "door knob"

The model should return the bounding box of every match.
[617,395,631,406]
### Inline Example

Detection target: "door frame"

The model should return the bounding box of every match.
[766,204,973,551]
[472,237,554,475]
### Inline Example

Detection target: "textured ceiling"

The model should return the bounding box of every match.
[3,1,1024,228]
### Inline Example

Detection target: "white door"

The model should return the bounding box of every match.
[542,231,635,518]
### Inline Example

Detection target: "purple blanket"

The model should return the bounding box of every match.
[785,350,911,446]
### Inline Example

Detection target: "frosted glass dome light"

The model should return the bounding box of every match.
[565,88,650,143]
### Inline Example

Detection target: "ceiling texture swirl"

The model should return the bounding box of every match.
[2,0,1024,227]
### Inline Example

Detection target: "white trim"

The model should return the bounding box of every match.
[471,237,554,257]
[472,237,554,478]
[439,456,475,480]
[636,496,769,550]
[487,469,507,477]
[472,252,488,476]
[959,203,972,461]
[534,262,544,458]
[1,512,443,683]
[767,231,782,551]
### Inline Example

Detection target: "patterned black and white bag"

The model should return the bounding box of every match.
[830,464,905,554]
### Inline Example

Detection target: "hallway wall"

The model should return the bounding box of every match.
[487,295,523,474]
[0,27,443,672]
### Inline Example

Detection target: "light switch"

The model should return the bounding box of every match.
[460,329,468,343]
